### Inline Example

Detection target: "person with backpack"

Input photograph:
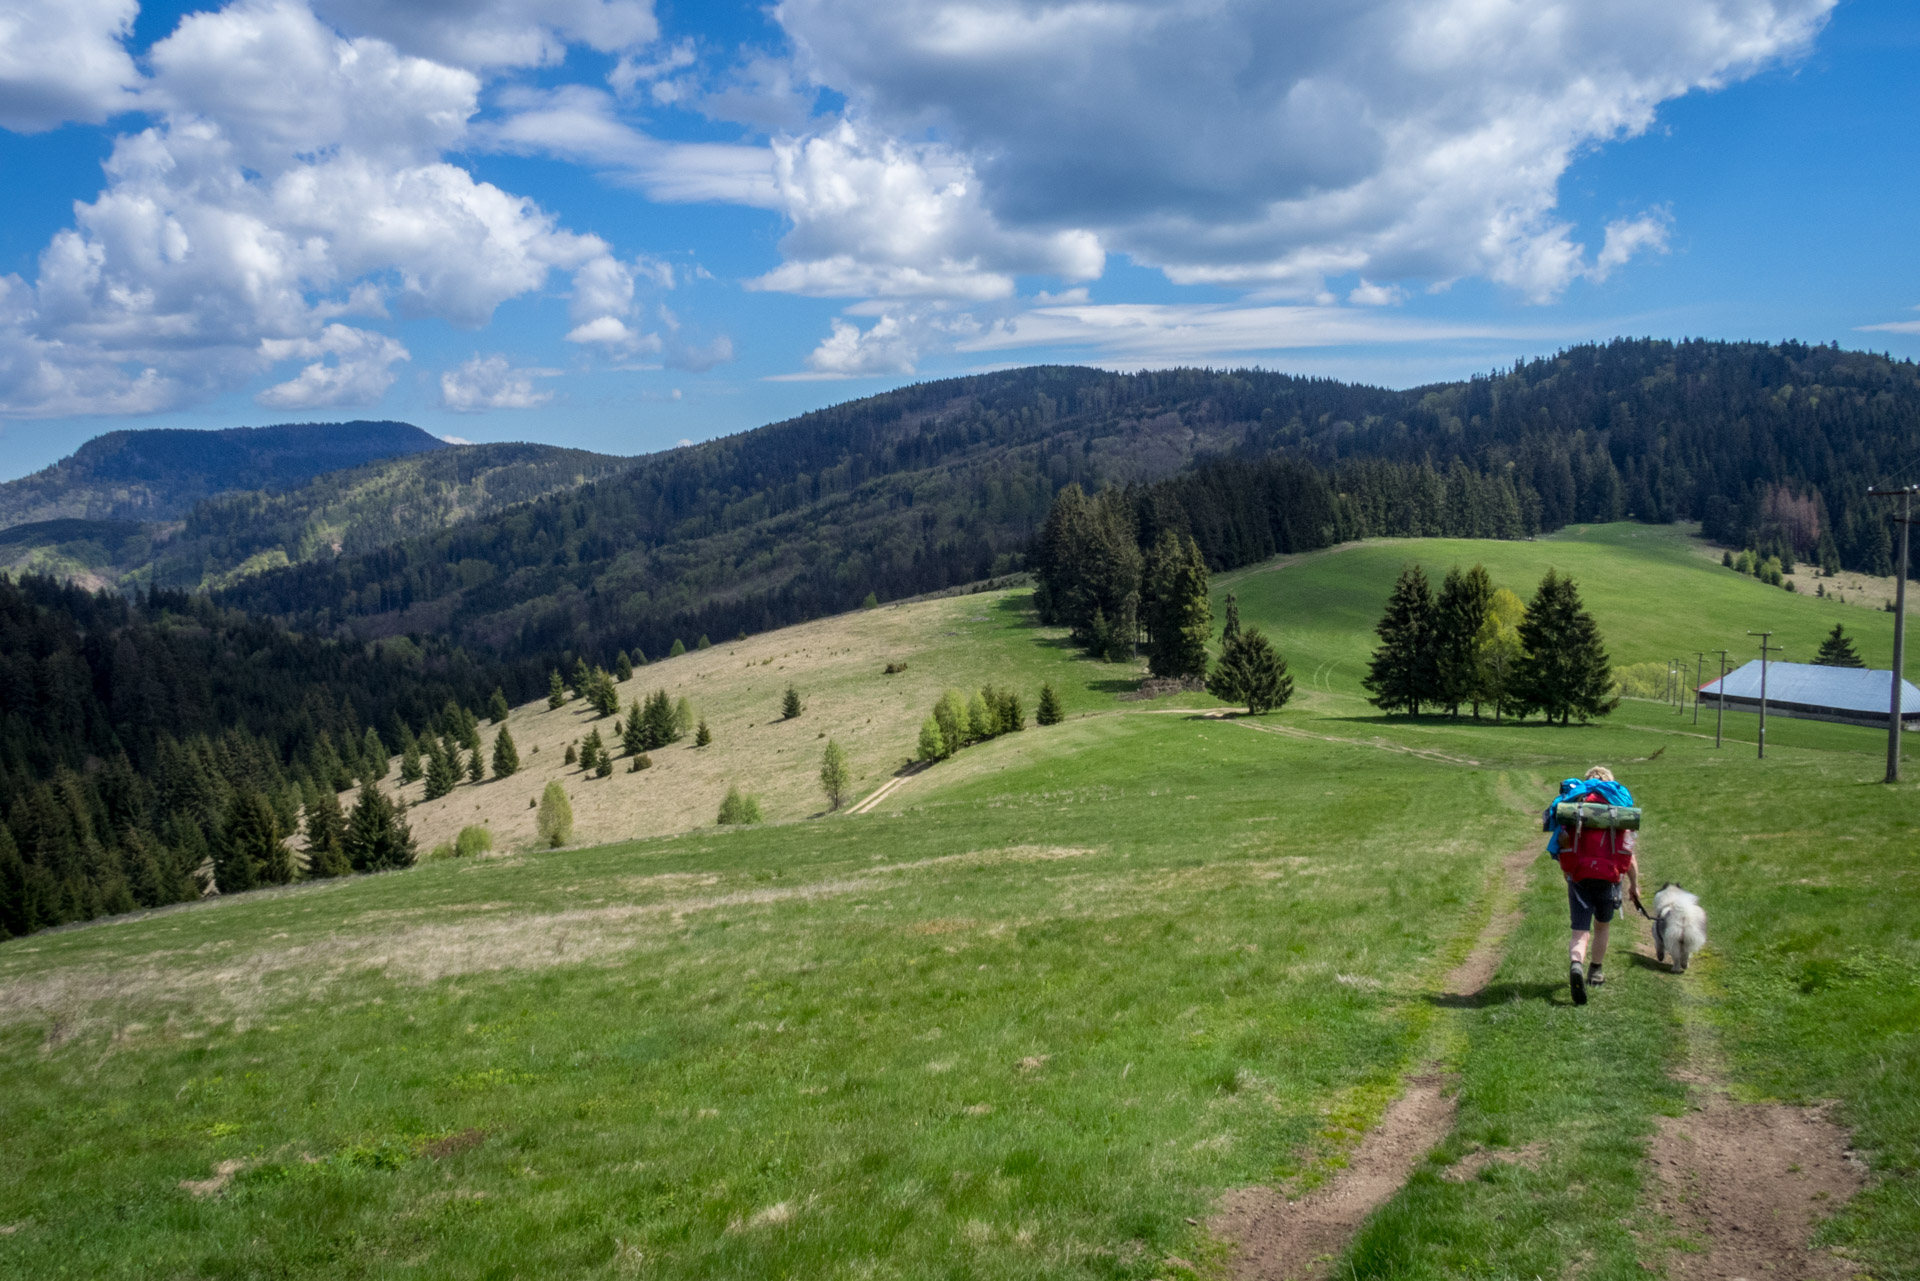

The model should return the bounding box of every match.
[1544,766,1643,1006]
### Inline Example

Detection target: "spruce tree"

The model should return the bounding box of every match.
[466,733,485,783]
[1513,570,1615,724]
[491,726,520,778]
[697,634,712,649]
[717,786,762,825]
[695,720,712,747]
[537,782,573,847]
[303,788,351,878]
[424,742,458,800]
[631,647,648,667]
[669,638,687,657]
[1143,530,1213,679]
[1036,683,1064,726]
[1208,627,1294,715]
[622,708,647,757]
[344,780,415,871]
[1814,623,1865,667]
[0,824,30,937]
[820,740,851,810]
[782,685,803,720]
[1220,594,1241,647]
[1364,565,1439,716]
[217,791,282,891]
[614,652,633,682]
[488,687,511,723]
[581,728,607,773]
[642,689,678,747]
[362,728,390,781]
[999,690,1026,732]
[570,657,592,695]
[399,735,423,784]
[1433,565,1493,717]
[548,670,566,709]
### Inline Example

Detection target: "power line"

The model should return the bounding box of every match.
[1868,484,1916,783]
[1747,631,1781,760]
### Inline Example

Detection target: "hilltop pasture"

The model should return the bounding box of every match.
[2,524,1916,1280]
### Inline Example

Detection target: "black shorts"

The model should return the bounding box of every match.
[1566,878,1622,930]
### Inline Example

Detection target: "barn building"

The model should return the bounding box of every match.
[1698,660,1920,730]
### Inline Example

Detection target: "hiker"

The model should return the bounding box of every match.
[1544,766,1643,1006]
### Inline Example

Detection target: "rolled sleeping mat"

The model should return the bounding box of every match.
[1553,801,1641,830]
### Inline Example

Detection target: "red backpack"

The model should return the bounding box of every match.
[1556,789,1634,882]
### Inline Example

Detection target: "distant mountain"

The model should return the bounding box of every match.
[216,341,1920,672]
[0,441,634,592]
[0,420,449,528]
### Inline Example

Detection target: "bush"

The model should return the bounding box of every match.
[427,842,456,861]
[717,786,762,825]
[537,782,574,847]
[629,753,652,772]
[883,661,907,675]
[455,826,494,858]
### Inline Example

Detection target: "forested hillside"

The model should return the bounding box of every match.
[0,442,631,593]
[0,420,447,527]
[0,574,508,934]
[215,341,1920,671]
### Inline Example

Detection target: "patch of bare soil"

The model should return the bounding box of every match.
[1213,1076,1456,1281]
[1650,1091,1865,1279]
[179,1159,245,1198]
[1212,843,1537,1280]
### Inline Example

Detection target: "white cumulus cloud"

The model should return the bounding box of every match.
[258,324,409,408]
[0,0,141,131]
[440,353,557,410]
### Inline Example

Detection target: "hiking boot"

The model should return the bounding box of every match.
[1587,963,1605,988]
[1569,964,1588,1006]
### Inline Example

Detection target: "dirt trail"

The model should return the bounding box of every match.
[1212,844,1537,1281]
[1642,941,1867,1281]
[847,762,927,815]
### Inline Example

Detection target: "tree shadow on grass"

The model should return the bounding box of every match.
[1321,714,1607,732]
[1425,979,1565,1010]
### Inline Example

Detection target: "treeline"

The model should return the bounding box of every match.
[0,573,522,936]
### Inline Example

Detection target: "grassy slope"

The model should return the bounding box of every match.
[2,523,1916,1280]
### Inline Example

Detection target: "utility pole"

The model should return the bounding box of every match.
[1693,652,1706,725]
[1748,631,1781,759]
[1868,485,1915,783]
[1712,649,1729,748]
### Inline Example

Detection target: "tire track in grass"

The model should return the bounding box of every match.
[1213,838,1539,1281]
[1642,939,1867,1281]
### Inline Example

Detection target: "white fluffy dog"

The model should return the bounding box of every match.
[1653,883,1708,973]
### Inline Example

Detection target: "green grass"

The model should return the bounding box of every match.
[2,523,1916,1279]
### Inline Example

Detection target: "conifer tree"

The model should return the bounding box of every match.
[564,743,577,766]
[217,791,281,891]
[303,788,351,878]
[1036,683,1064,726]
[695,720,712,747]
[1513,569,1615,724]
[631,647,648,667]
[1143,530,1213,679]
[1434,565,1494,717]
[622,708,647,756]
[488,687,511,723]
[424,741,458,800]
[581,728,607,773]
[1814,623,1865,667]
[464,726,485,783]
[820,740,851,810]
[491,726,520,778]
[0,824,31,937]
[537,782,573,848]
[1208,627,1294,715]
[362,728,390,781]
[399,734,423,784]
[697,634,712,649]
[614,652,633,682]
[669,638,687,657]
[548,670,566,709]
[341,780,414,872]
[1220,594,1241,647]
[642,689,679,747]
[783,686,803,719]
[999,690,1026,732]
[570,657,592,695]
[1364,565,1439,716]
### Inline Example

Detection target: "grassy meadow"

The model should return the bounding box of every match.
[2,523,1916,1280]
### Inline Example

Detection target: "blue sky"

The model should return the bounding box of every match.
[0,0,1915,481]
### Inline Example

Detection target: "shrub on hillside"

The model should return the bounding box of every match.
[717,786,762,825]
[537,782,573,847]
[456,826,494,858]
[820,740,850,810]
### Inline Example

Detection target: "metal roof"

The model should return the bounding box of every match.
[1699,660,1920,728]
